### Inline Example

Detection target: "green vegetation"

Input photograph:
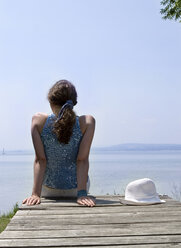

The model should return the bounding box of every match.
[160,0,181,22]
[0,203,19,233]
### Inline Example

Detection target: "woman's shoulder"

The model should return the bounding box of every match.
[32,112,49,124]
[32,112,49,134]
[78,115,95,134]
[78,115,95,124]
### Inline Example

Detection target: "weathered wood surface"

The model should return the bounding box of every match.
[0,195,181,247]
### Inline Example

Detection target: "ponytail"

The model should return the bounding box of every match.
[53,102,76,144]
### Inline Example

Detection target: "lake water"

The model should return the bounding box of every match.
[0,150,181,214]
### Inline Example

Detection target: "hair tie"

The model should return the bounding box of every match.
[56,100,74,121]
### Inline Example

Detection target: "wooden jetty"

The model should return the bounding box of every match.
[0,195,181,247]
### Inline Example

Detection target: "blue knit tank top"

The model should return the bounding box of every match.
[40,114,83,189]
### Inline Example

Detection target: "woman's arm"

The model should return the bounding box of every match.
[76,115,96,207]
[22,113,48,205]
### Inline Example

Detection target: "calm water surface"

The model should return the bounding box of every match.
[0,150,181,214]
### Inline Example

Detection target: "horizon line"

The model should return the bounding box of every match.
[1,143,181,152]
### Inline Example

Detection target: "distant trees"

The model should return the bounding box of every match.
[160,0,181,22]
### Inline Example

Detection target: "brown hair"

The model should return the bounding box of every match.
[47,80,77,144]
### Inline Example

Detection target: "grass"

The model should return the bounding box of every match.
[0,203,19,233]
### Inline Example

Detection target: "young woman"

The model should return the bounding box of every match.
[22,80,96,207]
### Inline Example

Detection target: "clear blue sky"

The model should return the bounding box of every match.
[0,0,181,150]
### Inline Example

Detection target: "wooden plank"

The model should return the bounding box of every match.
[39,196,177,202]
[19,196,181,210]
[11,211,181,222]
[39,194,171,201]
[15,207,181,215]
[8,215,181,225]
[5,222,181,231]
[1,235,181,247]
[20,201,120,208]
[19,201,181,210]
[15,206,181,216]
[18,205,181,211]
[38,201,177,206]
[20,245,181,248]
[2,223,181,239]
[39,196,179,204]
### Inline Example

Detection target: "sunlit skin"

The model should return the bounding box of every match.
[22,103,96,207]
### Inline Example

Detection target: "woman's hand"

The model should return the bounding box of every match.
[77,196,96,207]
[22,195,41,205]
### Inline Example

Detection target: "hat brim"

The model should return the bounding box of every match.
[119,198,165,206]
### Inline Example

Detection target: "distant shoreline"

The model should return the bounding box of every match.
[1,144,181,155]
[92,143,181,152]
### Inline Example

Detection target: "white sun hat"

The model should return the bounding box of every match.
[120,178,165,205]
